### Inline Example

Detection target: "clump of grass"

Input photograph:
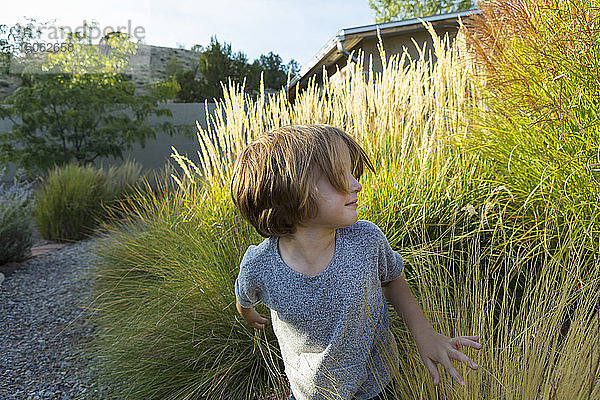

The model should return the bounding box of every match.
[385,205,600,399]
[34,160,146,242]
[35,163,110,242]
[91,178,287,399]
[463,0,600,253]
[91,25,485,399]
[104,158,144,199]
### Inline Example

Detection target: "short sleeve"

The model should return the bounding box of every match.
[376,227,404,283]
[235,276,260,308]
[234,249,261,308]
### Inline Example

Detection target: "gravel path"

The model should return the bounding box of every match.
[0,237,114,399]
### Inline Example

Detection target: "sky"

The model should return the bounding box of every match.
[4,0,377,68]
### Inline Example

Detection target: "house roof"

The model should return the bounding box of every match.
[287,9,480,94]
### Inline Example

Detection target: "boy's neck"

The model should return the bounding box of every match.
[277,227,337,276]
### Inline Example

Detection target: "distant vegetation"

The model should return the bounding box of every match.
[163,36,299,102]
[368,0,476,22]
[1,20,299,104]
[0,23,183,177]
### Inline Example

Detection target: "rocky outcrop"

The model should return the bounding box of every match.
[0,44,201,100]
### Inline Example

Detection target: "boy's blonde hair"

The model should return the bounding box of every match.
[231,124,374,237]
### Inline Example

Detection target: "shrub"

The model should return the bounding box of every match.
[0,170,34,264]
[93,179,286,400]
[34,160,148,243]
[34,163,110,242]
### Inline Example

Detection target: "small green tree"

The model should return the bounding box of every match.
[197,36,250,100]
[165,57,204,103]
[368,0,476,22]
[253,52,299,91]
[0,24,182,176]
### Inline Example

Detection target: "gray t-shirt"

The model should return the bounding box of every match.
[235,220,404,400]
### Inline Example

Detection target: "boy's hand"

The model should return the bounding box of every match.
[236,300,269,330]
[415,330,481,386]
[381,276,482,386]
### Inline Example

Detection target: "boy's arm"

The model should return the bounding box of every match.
[382,275,481,386]
[236,298,269,330]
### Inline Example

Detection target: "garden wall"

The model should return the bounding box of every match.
[0,102,218,183]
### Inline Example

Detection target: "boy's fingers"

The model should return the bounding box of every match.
[452,336,482,350]
[449,349,478,370]
[251,316,269,329]
[441,357,464,386]
[422,358,440,385]
[458,335,479,341]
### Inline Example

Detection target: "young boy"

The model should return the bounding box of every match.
[231,125,481,400]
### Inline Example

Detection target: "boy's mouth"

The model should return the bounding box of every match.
[345,200,358,206]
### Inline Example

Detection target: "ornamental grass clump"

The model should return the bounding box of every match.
[182,24,487,249]
[90,26,492,399]
[102,158,148,219]
[104,158,144,200]
[35,163,109,242]
[92,178,286,399]
[387,214,600,399]
[0,170,34,264]
[34,161,145,242]
[463,0,600,253]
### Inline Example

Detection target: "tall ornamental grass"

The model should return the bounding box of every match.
[89,14,599,400]
[91,24,488,399]
[388,217,599,399]
[463,0,600,254]
[92,179,286,399]
[180,24,487,249]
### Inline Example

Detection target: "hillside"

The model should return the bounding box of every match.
[0,44,201,100]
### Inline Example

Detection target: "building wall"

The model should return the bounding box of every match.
[326,25,459,84]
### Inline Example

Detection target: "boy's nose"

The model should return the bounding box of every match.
[349,174,362,193]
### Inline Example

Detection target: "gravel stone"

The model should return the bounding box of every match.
[0,237,116,399]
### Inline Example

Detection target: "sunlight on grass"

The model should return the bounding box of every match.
[88,13,600,398]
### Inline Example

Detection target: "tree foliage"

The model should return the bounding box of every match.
[198,36,250,100]
[254,52,300,92]
[368,0,476,22]
[0,23,182,176]
[0,19,47,75]
[165,36,299,102]
[165,57,203,103]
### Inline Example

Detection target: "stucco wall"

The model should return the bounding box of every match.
[0,102,218,184]
[326,25,459,83]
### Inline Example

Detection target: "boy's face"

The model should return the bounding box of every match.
[311,146,362,229]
